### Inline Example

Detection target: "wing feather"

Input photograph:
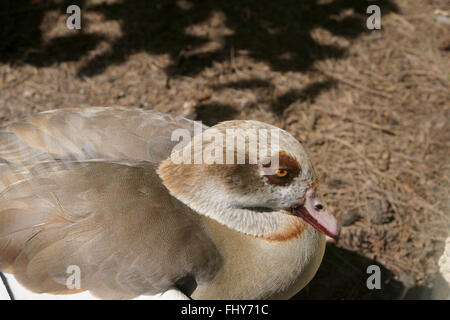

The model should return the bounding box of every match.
[0,161,221,299]
[0,108,219,299]
[1,107,206,164]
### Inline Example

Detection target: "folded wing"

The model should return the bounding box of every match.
[0,106,205,165]
[0,108,219,299]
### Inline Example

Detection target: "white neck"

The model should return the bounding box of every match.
[157,163,308,241]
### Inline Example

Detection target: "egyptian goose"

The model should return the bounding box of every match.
[0,107,337,299]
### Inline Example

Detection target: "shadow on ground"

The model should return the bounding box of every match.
[1,0,399,120]
[1,0,399,77]
[292,243,435,300]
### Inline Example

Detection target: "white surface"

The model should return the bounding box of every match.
[0,273,188,300]
[439,237,450,285]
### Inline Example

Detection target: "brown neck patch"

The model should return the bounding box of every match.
[263,151,301,186]
[261,215,307,241]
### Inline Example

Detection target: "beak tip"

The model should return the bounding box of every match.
[293,188,340,239]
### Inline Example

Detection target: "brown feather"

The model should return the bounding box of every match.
[0,161,222,298]
[0,107,220,298]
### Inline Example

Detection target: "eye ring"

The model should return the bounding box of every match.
[275,169,289,177]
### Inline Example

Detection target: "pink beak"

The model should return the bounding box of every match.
[290,188,339,238]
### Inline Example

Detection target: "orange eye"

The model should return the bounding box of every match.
[275,169,288,177]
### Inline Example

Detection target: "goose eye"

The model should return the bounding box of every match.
[275,169,289,177]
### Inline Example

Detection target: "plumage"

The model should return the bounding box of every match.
[0,106,337,299]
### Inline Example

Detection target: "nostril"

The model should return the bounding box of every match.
[314,204,323,211]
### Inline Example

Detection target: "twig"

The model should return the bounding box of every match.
[317,68,393,99]
[321,134,400,185]
[0,272,15,300]
[347,118,395,135]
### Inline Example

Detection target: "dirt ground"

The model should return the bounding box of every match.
[0,0,449,299]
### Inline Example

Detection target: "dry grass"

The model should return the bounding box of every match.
[0,0,449,296]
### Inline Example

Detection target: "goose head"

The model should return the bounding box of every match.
[157,120,338,241]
